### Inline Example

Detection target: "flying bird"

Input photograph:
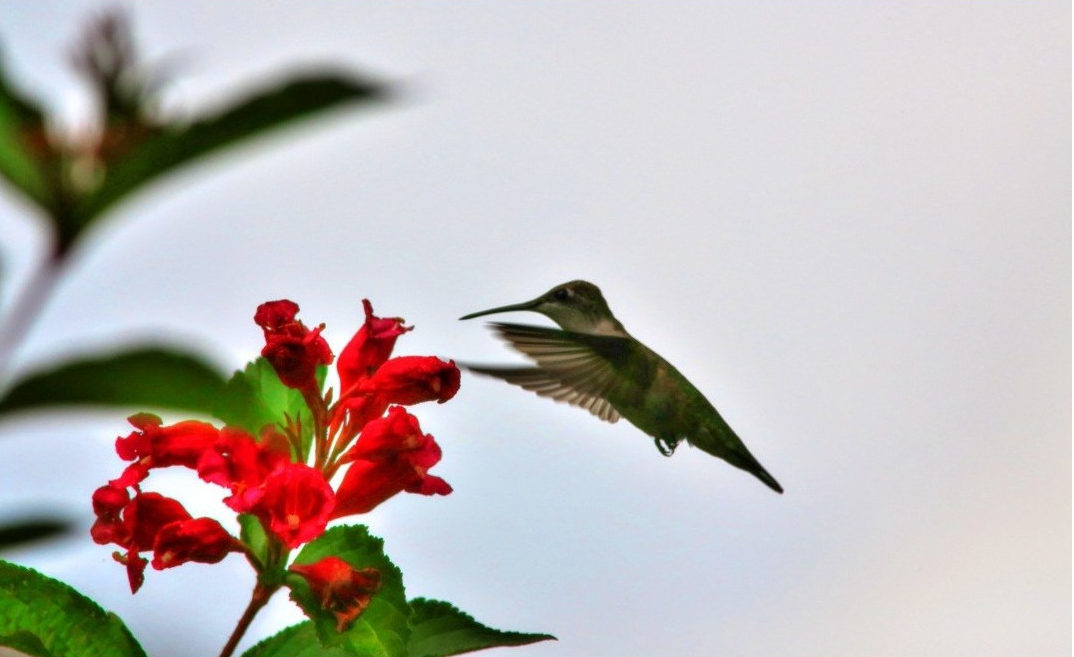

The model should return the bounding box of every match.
[460,280,783,493]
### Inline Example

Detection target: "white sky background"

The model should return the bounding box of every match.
[0,2,1069,657]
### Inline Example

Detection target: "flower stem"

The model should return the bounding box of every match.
[0,248,63,384]
[217,582,277,657]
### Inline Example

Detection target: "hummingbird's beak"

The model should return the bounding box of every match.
[459,297,541,320]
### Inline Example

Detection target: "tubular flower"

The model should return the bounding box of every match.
[332,407,452,517]
[330,394,391,444]
[290,557,382,632]
[337,299,411,393]
[151,517,236,571]
[358,356,460,406]
[89,483,131,545]
[114,413,220,485]
[255,299,334,392]
[91,491,235,593]
[245,463,336,549]
[197,427,290,512]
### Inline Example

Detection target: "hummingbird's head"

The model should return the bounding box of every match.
[460,280,627,335]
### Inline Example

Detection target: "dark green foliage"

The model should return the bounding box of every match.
[0,519,71,550]
[0,347,227,418]
[407,598,555,657]
[0,560,147,657]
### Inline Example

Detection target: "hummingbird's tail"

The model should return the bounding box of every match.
[691,424,784,494]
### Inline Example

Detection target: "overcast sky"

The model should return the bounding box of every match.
[0,3,1069,657]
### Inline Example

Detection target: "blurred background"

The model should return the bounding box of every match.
[0,2,1069,657]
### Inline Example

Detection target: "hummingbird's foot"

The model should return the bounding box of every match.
[654,436,678,457]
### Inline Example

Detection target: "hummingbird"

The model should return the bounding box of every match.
[459,280,783,493]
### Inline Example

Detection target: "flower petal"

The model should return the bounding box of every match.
[359,356,460,406]
[290,556,382,632]
[151,517,236,570]
[337,299,411,393]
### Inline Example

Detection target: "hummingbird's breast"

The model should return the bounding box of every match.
[610,347,689,442]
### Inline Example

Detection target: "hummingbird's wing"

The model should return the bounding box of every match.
[465,322,648,424]
[464,365,621,422]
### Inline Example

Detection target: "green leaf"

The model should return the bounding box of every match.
[242,622,353,657]
[73,73,387,230]
[0,630,55,657]
[213,359,323,457]
[289,525,409,657]
[0,560,147,657]
[0,49,52,210]
[406,598,555,657]
[0,518,71,549]
[237,513,271,569]
[0,346,228,419]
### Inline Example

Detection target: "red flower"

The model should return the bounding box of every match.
[329,394,390,446]
[359,356,460,406]
[255,299,333,392]
[197,427,290,512]
[253,299,300,332]
[114,413,220,484]
[244,463,336,548]
[290,557,382,631]
[89,483,131,545]
[91,492,193,592]
[151,517,236,571]
[332,407,452,517]
[337,299,411,393]
[92,297,462,598]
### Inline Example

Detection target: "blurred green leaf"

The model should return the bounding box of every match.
[0,519,71,550]
[0,50,53,210]
[406,598,555,657]
[289,525,409,657]
[0,560,147,657]
[70,73,387,237]
[213,359,324,456]
[0,346,227,418]
[0,630,54,657]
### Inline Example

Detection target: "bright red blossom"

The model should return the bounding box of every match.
[244,463,336,549]
[358,355,460,406]
[290,557,382,632]
[93,297,458,610]
[114,413,220,485]
[91,491,235,593]
[333,407,452,517]
[151,517,236,570]
[255,300,333,392]
[330,394,391,444]
[89,483,131,545]
[197,427,290,512]
[337,299,411,393]
[253,299,300,331]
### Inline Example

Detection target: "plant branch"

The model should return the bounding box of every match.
[0,248,64,385]
[217,581,277,657]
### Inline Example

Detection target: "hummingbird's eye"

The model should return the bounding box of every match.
[553,288,569,301]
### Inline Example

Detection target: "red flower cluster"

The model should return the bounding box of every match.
[91,486,236,593]
[92,299,460,617]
